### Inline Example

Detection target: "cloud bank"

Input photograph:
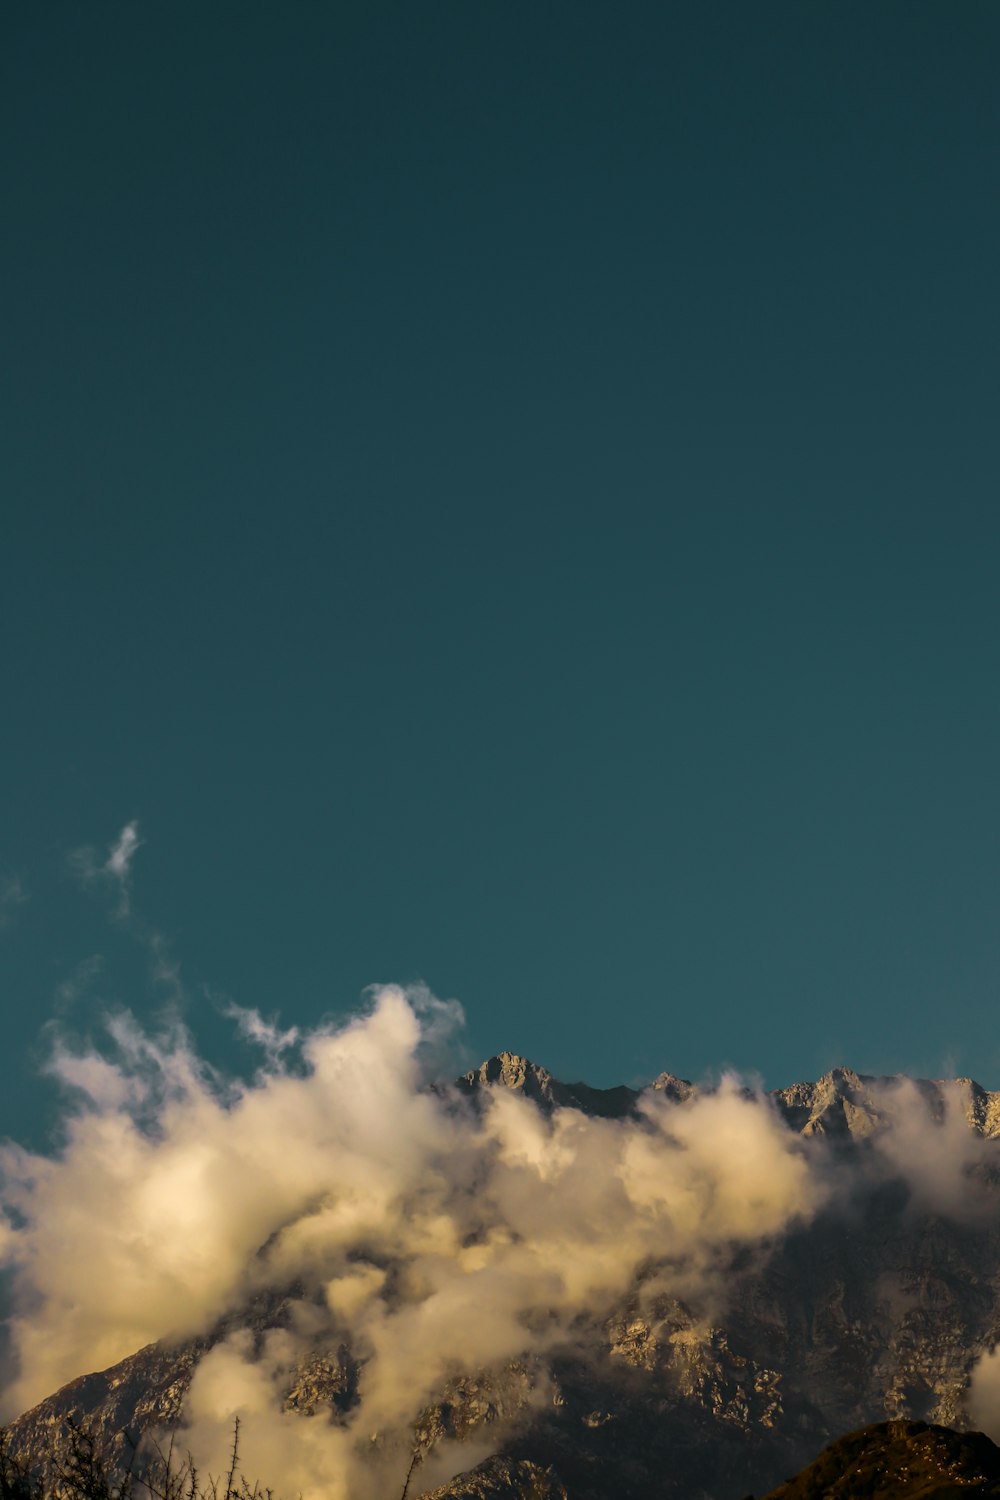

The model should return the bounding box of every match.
[2,988,999,1496]
[0,987,830,1496]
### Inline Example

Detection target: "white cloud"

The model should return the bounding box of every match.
[0,988,825,1498]
[2,992,996,1499]
[865,1075,995,1218]
[223,1001,300,1062]
[969,1346,1000,1440]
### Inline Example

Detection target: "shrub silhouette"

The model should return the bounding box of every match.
[0,1417,428,1500]
[0,1419,276,1500]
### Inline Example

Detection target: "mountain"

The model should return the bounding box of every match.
[6,1057,1000,1500]
[756,1419,1000,1498]
[456,1051,644,1118]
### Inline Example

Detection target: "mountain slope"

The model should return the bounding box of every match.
[758,1419,1000,1499]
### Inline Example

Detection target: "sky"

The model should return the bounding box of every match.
[2,1,1000,1148]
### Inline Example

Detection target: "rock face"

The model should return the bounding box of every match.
[770,1067,1000,1141]
[8,1058,1000,1500]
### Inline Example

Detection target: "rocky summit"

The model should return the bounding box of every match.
[756,1419,1000,1498]
[7,1058,1000,1499]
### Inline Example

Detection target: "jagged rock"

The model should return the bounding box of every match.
[769,1069,1000,1141]
[648,1071,696,1103]
[0,1338,202,1485]
[457,1052,638,1118]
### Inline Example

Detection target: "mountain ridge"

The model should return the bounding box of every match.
[460,1052,1000,1138]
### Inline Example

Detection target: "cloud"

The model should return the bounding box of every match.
[0,875,28,932]
[105,824,141,882]
[865,1076,995,1218]
[69,821,143,918]
[0,989,826,1497]
[53,955,105,1013]
[64,825,184,1002]
[2,992,997,1499]
[222,1002,300,1063]
[968,1347,1000,1441]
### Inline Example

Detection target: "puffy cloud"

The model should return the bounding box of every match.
[0,989,823,1494]
[969,1347,1000,1441]
[0,990,992,1498]
[865,1076,995,1218]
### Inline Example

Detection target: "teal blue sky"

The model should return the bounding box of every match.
[3,2,1000,1141]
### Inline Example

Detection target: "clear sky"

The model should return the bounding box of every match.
[2,2,1000,1145]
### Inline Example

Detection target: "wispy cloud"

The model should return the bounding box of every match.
[105,823,141,883]
[223,1001,300,1063]
[53,954,105,1013]
[146,929,185,1006]
[69,821,143,919]
[66,822,188,1015]
[0,875,28,932]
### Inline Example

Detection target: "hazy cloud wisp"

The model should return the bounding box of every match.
[69,821,143,919]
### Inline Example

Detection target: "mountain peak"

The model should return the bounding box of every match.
[759,1420,1000,1499]
[458,1054,639,1118]
[458,1057,1000,1141]
[648,1070,696,1102]
[464,1052,552,1091]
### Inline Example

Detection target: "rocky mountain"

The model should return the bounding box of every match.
[7,1057,1000,1500]
[456,1052,644,1118]
[755,1419,1000,1498]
